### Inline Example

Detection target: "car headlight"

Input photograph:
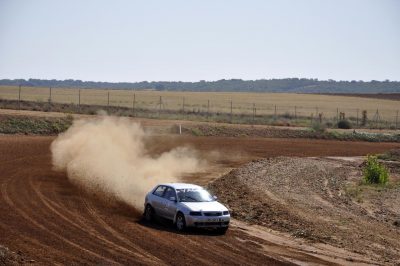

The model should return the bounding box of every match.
[189,211,202,216]
[223,211,229,215]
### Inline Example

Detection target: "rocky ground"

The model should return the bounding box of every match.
[0,245,32,265]
[209,157,400,264]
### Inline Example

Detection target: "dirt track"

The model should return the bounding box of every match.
[1,135,399,265]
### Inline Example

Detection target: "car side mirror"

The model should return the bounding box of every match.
[169,196,176,202]
[213,195,218,200]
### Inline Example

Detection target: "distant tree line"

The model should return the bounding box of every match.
[0,78,399,93]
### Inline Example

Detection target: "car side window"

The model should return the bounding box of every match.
[163,187,176,201]
[153,186,166,197]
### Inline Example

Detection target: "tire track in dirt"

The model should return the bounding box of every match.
[82,200,165,264]
[1,173,119,265]
[30,177,157,264]
[1,135,398,265]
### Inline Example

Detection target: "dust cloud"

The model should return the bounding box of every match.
[51,115,201,209]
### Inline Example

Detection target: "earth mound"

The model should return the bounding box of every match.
[209,157,400,264]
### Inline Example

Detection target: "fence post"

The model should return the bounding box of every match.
[230,101,233,123]
[158,96,162,118]
[132,93,136,117]
[294,106,297,120]
[78,89,81,113]
[274,105,277,119]
[396,110,398,129]
[18,85,21,109]
[182,97,185,120]
[252,103,255,124]
[336,108,339,124]
[207,99,210,121]
[107,91,110,110]
[356,109,359,127]
[374,109,379,128]
[49,87,52,111]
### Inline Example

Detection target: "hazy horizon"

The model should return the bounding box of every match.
[1,77,400,83]
[1,0,399,82]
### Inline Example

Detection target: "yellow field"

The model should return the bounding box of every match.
[0,85,398,121]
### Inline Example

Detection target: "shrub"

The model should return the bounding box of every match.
[190,127,203,136]
[311,122,326,133]
[337,119,352,129]
[363,155,389,184]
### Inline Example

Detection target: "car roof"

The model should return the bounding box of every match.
[159,183,203,190]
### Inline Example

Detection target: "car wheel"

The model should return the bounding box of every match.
[175,212,186,232]
[144,204,154,222]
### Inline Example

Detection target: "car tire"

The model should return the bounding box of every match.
[175,212,186,232]
[144,204,154,222]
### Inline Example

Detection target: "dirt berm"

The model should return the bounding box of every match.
[208,157,400,264]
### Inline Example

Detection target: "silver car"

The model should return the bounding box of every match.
[143,183,230,233]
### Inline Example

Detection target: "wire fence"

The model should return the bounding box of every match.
[0,86,399,129]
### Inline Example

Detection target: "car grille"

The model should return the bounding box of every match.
[203,212,222,216]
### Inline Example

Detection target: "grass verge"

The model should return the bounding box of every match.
[0,115,73,135]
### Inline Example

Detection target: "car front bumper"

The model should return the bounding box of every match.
[185,215,230,228]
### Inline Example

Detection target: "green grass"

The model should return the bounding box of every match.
[377,149,400,161]
[344,180,400,204]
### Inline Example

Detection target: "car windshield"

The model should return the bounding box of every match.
[176,188,214,202]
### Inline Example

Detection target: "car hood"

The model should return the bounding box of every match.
[180,201,228,212]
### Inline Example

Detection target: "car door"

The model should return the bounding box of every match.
[162,187,178,220]
[151,185,167,216]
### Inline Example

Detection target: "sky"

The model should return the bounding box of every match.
[0,0,399,82]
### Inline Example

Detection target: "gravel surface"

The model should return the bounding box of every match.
[209,157,400,264]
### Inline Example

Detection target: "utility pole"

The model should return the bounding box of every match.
[107,91,110,110]
[274,105,277,119]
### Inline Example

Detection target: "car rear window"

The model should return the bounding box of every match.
[153,186,166,197]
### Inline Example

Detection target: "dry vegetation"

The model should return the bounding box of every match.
[1,85,399,122]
